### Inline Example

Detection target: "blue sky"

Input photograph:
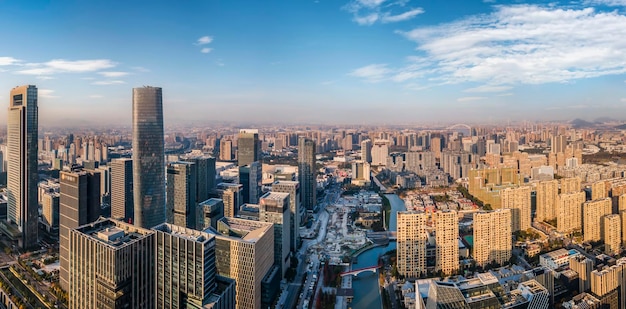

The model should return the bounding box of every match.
[2,0,626,126]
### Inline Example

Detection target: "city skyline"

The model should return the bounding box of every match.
[2,1,626,126]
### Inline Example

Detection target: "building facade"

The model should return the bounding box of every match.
[298,137,316,211]
[272,180,300,252]
[110,158,133,222]
[397,211,427,278]
[166,162,198,229]
[473,209,512,267]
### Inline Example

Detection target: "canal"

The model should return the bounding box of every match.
[350,194,406,309]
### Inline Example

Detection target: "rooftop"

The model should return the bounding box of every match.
[152,223,214,243]
[74,218,153,248]
[261,191,289,201]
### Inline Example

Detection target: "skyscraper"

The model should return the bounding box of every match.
[583,198,611,243]
[298,137,316,211]
[59,169,102,291]
[473,209,512,267]
[7,85,39,249]
[166,162,198,229]
[500,186,531,232]
[239,162,262,204]
[603,214,621,256]
[68,218,155,309]
[208,217,274,309]
[217,183,243,218]
[132,86,165,228]
[110,158,133,223]
[219,139,234,161]
[434,210,459,275]
[360,139,372,163]
[397,211,427,278]
[557,192,585,234]
[237,129,260,167]
[371,139,389,166]
[272,180,300,252]
[259,192,291,277]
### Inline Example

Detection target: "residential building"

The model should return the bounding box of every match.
[397,211,427,278]
[473,209,512,267]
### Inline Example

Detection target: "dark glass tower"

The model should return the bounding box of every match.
[132,86,165,228]
[7,85,39,249]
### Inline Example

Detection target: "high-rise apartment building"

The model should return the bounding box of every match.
[237,129,260,167]
[371,139,389,166]
[219,139,234,161]
[272,180,300,252]
[298,137,316,211]
[603,214,621,256]
[560,177,581,194]
[557,192,585,234]
[621,210,626,247]
[431,136,442,159]
[68,218,154,309]
[132,86,165,229]
[397,211,427,278]
[500,186,531,232]
[208,217,274,309]
[110,158,133,223]
[259,192,290,277]
[570,255,594,293]
[360,139,372,163]
[591,181,607,200]
[7,85,39,249]
[351,160,371,186]
[434,210,459,275]
[216,183,243,218]
[473,209,512,267]
[41,191,60,233]
[59,169,101,291]
[583,198,612,243]
[536,180,559,222]
[166,162,198,229]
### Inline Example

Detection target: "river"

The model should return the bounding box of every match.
[350,194,406,309]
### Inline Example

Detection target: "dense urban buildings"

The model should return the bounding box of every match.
[132,86,165,229]
[7,85,39,249]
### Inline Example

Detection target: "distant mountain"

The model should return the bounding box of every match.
[615,124,626,130]
[595,117,618,123]
[570,118,595,128]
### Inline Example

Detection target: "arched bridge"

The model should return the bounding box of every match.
[340,265,381,277]
[446,124,472,136]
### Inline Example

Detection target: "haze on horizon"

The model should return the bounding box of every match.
[2,0,626,127]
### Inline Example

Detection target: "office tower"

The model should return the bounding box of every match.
[59,169,101,291]
[272,180,300,252]
[431,136,442,159]
[603,214,621,256]
[185,156,216,202]
[473,209,512,267]
[570,255,594,293]
[110,158,134,222]
[517,280,550,308]
[200,198,224,229]
[536,180,559,222]
[557,192,585,234]
[7,85,39,249]
[351,160,371,186]
[237,129,260,167]
[96,164,111,205]
[132,86,165,229]
[217,183,243,218]
[219,139,233,161]
[239,161,261,204]
[361,139,372,163]
[397,211,427,278]
[259,192,291,277]
[298,137,316,211]
[166,162,198,229]
[583,198,612,243]
[591,181,607,200]
[153,223,230,308]
[500,186,531,232]
[371,139,389,166]
[434,210,459,275]
[560,177,581,194]
[68,218,154,309]
[41,191,60,233]
[208,217,274,309]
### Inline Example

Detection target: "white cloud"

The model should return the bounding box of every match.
[15,59,116,76]
[457,96,487,102]
[36,76,55,80]
[380,5,626,86]
[585,0,626,6]
[132,66,150,73]
[89,95,104,99]
[201,48,213,54]
[92,80,125,85]
[39,89,58,99]
[98,71,129,77]
[196,36,213,45]
[0,57,20,66]
[349,64,392,82]
[344,0,423,25]
[464,85,512,93]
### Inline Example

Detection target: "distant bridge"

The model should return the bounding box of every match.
[446,124,472,136]
[340,265,381,277]
[366,231,397,240]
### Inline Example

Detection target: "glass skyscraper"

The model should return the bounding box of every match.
[7,85,39,249]
[132,86,165,228]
